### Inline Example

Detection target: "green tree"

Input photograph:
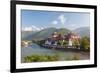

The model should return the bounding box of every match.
[73,40,80,48]
[80,36,90,50]
[58,40,68,46]
[63,40,68,46]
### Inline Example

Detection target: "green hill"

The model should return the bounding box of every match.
[22,27,70,40]
[73,27,90,37]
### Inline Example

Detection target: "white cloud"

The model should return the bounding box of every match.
[32,25,41,31]
[22,25,44,31]
[52,20,58,25]
[22,27,33,31]
[58,14,66,25]
[40,27,44,30]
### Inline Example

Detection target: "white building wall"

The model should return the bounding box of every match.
[68,39,72,46]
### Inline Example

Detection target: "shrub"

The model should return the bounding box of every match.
[24,54,60,62]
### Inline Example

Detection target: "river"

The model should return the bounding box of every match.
[21,43,90,62]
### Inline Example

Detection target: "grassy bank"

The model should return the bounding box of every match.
[24,54,80,63]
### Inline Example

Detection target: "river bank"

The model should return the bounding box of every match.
[21,43,90,63]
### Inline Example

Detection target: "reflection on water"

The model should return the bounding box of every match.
[21,43,90,62]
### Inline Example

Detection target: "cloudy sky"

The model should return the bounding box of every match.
[21,10,90,31]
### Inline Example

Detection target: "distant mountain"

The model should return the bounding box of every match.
[21,31,37,40]
[30,28,57,40]
[22,27,70,40]
[56,28,70,35]
[22,27,90,40]
[73,27,90,37]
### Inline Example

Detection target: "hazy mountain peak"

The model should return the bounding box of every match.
[73,26,90,37]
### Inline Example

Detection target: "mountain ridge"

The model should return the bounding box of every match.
[22,27,90,40]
